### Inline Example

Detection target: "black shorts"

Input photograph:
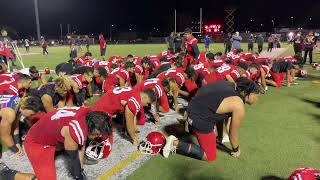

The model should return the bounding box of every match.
[175,47,182,53]
[100,48,106,56]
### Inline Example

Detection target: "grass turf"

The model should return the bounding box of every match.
[18,43,320,180]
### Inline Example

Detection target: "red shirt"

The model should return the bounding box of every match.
[197,51,207,64]
[93,61,110,73]
[75,56,90,65]
[133,56,142,65]
[99,37,106,49]
[0,81,20,96]
[108,56,122,65]
[241,53,257,60]
[279,56,298,63]
[135,79,169,112]
[254,57,272,64]
[184,36,198,52]
[192,63,210,77]
[92,87,142,116]
[214,64,240,81]
[70,74,88,89]
[147,55,160,70]
[27,107,89,146]
[0,73,19,84]
[157,50,175,61]
[157,68,186,86]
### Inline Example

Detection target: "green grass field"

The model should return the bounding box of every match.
[19,44,320,180]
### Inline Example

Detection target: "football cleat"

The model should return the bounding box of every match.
[139,131,166,155]
[162,135,177,158]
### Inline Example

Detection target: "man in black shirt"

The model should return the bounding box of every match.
[293,32,303,54]
[224,33,232,54]
[162,78,260,161]
[173,33,183,54]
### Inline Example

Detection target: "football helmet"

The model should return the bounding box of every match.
[139,131,166,155]
[85,134,113,160]
[299,69,307,77]
[44,67,51,74]
[312,63,319,70]
[288,167,320,180]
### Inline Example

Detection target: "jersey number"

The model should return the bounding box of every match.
[112,87,132,94]
[217,65,231,73]
[51,110,76,120]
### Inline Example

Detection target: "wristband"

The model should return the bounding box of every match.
[232,146,239,152]
[13,134,21,145]
[9,145,19,153]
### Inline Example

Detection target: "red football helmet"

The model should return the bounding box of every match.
[85,134,113,160]
[312,63,319,70]
[139,131,166,155]
[44,67,50,74]
[299,69,307,77]
[288,167,320,180]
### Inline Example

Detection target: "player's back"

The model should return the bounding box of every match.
[27,107,89,146]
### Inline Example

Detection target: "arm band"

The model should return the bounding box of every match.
[9,145,19,153]
[13,134,21,145]
[65,150,84,180]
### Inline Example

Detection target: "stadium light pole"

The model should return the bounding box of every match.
[290,16,294,28]
[174,9,177,33]
[33,0,41,40]
[199,8,202,34]
[110,24,114,41]
[60,24,63,41]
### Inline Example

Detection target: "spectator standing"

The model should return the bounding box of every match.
[231,32,242,50]
[166,32,175,54]
[293,32,303,54]
[204,35,211,52]
[247,34,254,53]
[41,38,48,55]
[303,31,315,64]
[224,33,232,54]
[85,35,90,52]
[69,44,78,59]
[256,34,264,54]
[99,34,106,58]
[173,33,183,54]
[75,36,82,52]
[267,35,274,52]
[24,39,30,53]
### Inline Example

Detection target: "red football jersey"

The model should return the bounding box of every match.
[0,80,20,96]
[279,56,298,63]
[0,72,18,84]
[26,107,89,146]
[93,61,110,73]
[241,53,257,60]
[254,57,272,64]
[157,50,175,61]
[157,68,186,86]
[135,78,169,112]
[288,167,320,180]
[197,51,207,64]
[214,64,240,81]
[133,56,142,65]
[184,36,198,52]
[70,74,88,89]
[108,56,122,65]
[192,63,210,77]
[92,87,142,115]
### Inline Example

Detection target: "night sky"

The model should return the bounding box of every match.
[0,0,319,38]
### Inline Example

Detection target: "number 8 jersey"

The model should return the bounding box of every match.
[27,107,90,146]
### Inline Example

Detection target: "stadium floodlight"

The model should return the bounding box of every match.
[288,32,294,37]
